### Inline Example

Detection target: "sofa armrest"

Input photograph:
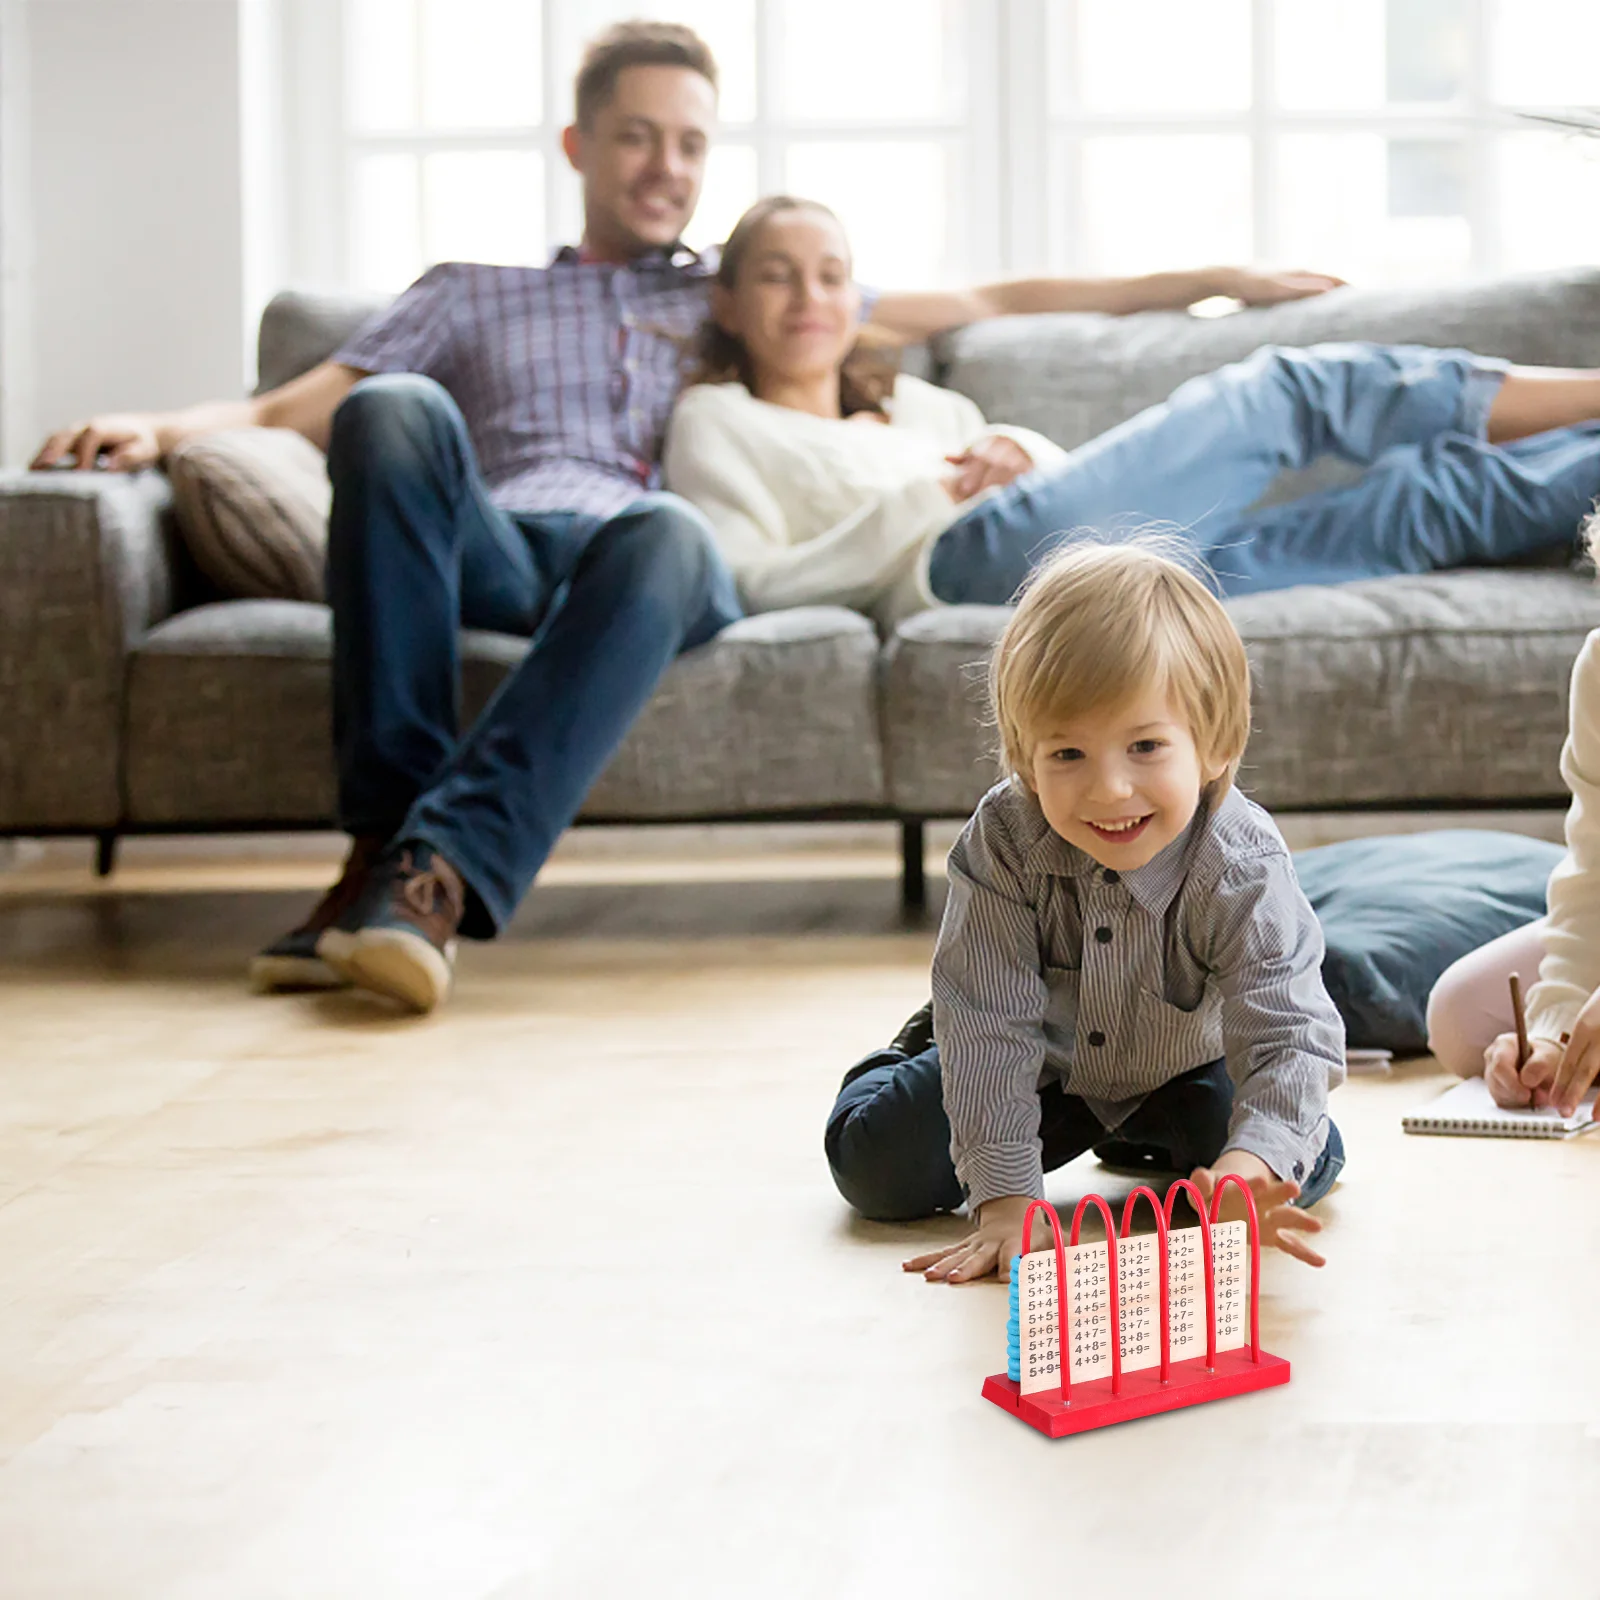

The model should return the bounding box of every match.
[0,470,178,829]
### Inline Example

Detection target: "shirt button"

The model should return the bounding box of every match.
[1088,1029,1106,1047]
[1103,870,1120,885]
[1095,926,1112,943]
[1293,1160,1305,1180]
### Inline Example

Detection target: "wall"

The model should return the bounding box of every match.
[3,0,249,464]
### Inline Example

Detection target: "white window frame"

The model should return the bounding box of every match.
[1009,0,1564,279]
[281,0,1593,293]
[284,0,1004,291]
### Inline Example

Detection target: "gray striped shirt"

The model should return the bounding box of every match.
[932,779,1344,1212]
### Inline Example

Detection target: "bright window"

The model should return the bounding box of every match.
[320,0,1600,295]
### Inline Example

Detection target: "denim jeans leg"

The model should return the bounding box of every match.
[1213,422,1600,596]
[926,342,1511,605]
[399,492,742,936]
[825,1040,1108,1221]
[326,373,551,840]
[825,1044,965,1221]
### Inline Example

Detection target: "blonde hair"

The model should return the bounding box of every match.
[990,537,1252,794]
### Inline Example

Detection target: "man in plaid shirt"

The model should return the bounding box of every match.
[34,20,1338,1016]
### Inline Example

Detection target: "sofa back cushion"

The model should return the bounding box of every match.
[933,266,1600,450]
[256,289,390,394]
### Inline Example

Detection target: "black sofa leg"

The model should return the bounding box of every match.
[94,831,118,878]
[900,819,926,916]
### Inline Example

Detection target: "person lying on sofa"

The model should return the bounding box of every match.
[664,195,1600,626]
[28,22,1342,1016]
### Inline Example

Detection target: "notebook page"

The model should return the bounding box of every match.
[1401,1075,1599,1137]
[1017,1221,1250,1394]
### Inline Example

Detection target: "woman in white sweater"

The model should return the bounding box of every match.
[665,196,1600,623]
[1428,522,1600,1114]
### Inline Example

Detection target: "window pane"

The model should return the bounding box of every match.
[1275,0,1383,109]
[1490,0,1600,105]
[346,0,418,133]
[420,0,541,129]
[1276,133,1470,283]
[1076,136,1251,274]
[785,142,952,287]
[554,0,757,125]
[681,144,759,253]
[1494,131,1600,273]
[422,151,545,266]
[1064,0,1250,114]
[351,152,422,292]
[1386,0,1467,102]
[778,0,965,121]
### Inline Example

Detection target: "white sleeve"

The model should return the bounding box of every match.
[1527,631,1600,1041]
[665,388,954,614]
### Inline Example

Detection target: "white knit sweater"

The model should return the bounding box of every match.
[1528,628,1600,1041]
[662,375,1067,625]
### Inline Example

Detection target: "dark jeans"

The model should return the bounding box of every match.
[824,1037,1345,1222]
[325,374,742,936]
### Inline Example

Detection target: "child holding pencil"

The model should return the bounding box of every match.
[1427,515,1600,1116]
[824,540,1346,1280]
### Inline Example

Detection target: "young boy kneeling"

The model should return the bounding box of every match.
[826,540,1346,1278]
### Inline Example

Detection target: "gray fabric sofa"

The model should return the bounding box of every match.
[5,267,1600,907]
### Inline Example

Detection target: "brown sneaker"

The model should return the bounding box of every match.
[317,843,464,1013]
[249,835,385,992]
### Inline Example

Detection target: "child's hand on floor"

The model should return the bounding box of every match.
[902,1194,1042,1284]
[1188,1161,1326,1268]
[1483,1032,1563,1108]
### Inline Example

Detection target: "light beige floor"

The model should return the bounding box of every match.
[1,831,1597,1599]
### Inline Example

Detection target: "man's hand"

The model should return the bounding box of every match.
[32,414,163,473]
[1207,267,1346,307]
[902,1194,1046,1284]
[1483,1031,1562,1109]
[942,434,1034,502]
[1188,1161,1325,1268]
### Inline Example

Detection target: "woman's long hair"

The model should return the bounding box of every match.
[686,195,899,418]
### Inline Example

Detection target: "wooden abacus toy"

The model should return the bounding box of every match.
[983,1175,1288,1438]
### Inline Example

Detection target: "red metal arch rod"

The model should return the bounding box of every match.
[1162,1177,1217,1369]
[1069,1193,1122,1394]
[1119,1184,1171,1383]
[1207,1173,1264,1363]
[1018,1199,1071,1402]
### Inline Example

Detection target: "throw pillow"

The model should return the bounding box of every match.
[166,426,330,602]
[1294,829,1562,1054]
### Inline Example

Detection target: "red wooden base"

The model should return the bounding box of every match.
[982,1348,1290,1437]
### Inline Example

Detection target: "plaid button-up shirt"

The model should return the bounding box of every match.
[334,246,716,519]
[933,780,1345,1212]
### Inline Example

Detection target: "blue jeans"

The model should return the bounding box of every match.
[928,342,1600,602]
[326,374,742,936]
[824,1043,1345,1222]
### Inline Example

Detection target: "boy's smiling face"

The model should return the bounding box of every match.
[1027,690,1223,871]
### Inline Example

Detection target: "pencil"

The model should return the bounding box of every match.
[1510,972,1532,1105]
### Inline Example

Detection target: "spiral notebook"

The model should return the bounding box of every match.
[1402,1076,1599,1139]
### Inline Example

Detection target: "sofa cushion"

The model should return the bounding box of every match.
[1295,830,1562,1053]
[256,289,390,393]
[934,267,1600,452]
[881,569,1600,816]
[125,602,886,825]
[165,428,331,602]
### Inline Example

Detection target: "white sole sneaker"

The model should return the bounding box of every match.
[249,946,352,993]
[323,926,455,1013]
